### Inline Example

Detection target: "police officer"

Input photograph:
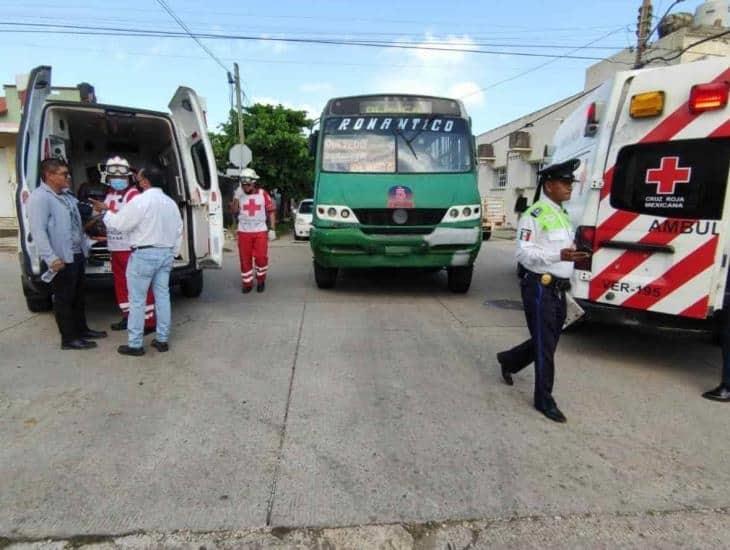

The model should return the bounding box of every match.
[496,158,590,423]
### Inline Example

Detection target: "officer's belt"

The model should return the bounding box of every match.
[523,269,571,291]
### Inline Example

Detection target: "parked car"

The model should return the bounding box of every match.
[293,198,313,240]
[16,66,223,312]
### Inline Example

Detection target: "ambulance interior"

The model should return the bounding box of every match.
[41,105,192,274]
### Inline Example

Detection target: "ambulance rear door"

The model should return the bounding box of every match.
[589,60,730,319]
[169,87,223,269]
[16,65,52,276]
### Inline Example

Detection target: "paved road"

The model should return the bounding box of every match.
[0,238,727,547]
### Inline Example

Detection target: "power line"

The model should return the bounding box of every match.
[485,87,600,143]
[460,26,628,100]
[0,21,629,62]
[153,0,229,72]
[643,28,730,64]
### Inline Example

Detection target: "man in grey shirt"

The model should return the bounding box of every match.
[27,158,107,350]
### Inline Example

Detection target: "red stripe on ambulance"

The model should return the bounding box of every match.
[619,236,718,312]
[588,217,693,301]
[679,296,710,319]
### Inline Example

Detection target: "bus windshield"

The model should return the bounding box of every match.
[322,116,472,174]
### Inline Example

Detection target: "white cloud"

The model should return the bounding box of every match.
[373,34,487,110]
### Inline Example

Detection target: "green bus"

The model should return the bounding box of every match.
[309,94,482,292]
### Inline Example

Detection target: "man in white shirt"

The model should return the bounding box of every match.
[496,159,590,423]
[91,168,182,356]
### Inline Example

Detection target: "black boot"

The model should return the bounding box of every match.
[257,282,266,293]
[702,384,730,402]
[111,318,127,331]
[496,352,513,386]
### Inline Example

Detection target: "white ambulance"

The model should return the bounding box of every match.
[550,58,730,332]
[16,66,224,312]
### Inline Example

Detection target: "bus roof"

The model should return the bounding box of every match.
[323,94,467,118]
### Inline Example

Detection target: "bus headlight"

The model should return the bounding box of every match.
[441,205,481,223]
[315,205,360,224]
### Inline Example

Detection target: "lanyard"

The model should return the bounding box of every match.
[46,187,82,234]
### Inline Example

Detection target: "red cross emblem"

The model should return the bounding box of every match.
[242,197,262,216]
[645,156,692,195]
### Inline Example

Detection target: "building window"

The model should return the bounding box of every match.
[495,167,507,189]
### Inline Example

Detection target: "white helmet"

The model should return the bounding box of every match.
[241,167,260,181]
[101,156,132,184]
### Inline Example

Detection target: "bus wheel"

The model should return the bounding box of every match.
[314,261,338,289]
[447,265,472,293]
[482,231,491,241]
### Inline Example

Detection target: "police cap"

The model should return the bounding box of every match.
[538,158,580,184]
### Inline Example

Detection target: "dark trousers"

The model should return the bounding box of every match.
[720,306,730,386]
[500,276,567,410]
[51,253,89,344]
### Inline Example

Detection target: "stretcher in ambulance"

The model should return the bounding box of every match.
[549,58,730,332]
[15,66,223,312]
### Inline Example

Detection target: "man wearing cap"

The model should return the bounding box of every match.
[496,158,590,423]
[230,168,276,293]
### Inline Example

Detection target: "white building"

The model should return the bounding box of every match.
[477,0,730,228]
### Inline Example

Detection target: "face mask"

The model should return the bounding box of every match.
[109,178,128,191]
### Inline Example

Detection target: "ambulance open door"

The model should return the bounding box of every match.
[169,87,224,269]
[16,65,52,276]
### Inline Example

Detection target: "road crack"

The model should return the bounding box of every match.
[265,301,306,526]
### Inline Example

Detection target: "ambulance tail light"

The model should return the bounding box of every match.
[630,91,665,118]
[584,102,599,137]
[689,82,729,114]
[575,225,595,271]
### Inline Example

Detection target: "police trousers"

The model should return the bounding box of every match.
[501,275,567,410]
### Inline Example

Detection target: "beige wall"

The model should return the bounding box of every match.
[0,133,17,220]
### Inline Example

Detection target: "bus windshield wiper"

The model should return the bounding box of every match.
[395,128,418,160]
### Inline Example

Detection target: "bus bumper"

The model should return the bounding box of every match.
[310,226,481,268]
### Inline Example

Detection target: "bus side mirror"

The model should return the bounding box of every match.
[308,131,319,157]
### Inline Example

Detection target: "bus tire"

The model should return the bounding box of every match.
[314,261,338,289]
[180,270,204,298]
[482,230,491,241]
[447,265,472,293]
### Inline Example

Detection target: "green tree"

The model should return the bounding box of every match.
[210,103,314,202]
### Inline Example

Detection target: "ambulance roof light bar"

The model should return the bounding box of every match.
[689,82,729,114]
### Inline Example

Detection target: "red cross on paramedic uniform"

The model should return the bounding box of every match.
[645,156,692,195]
[243,197,262,216]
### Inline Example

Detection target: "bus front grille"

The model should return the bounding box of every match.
[352,208,446,226]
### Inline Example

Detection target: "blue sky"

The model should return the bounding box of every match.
[1,0,709,135]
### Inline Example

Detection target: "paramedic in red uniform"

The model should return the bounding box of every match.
[230,168,277,293]
[102,157,155,332]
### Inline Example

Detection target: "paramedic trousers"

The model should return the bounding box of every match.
[720,306,730,386]
[51,253,90,344]
[126,247,174,348]
[499,276,567,411]
[111,250,156,328]
[237,231,268,288]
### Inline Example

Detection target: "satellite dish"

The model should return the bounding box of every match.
[229,144,252,168]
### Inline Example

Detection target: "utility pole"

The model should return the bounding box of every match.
[233,62,245,144]
[634,0,653,68]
